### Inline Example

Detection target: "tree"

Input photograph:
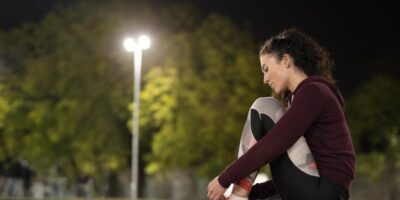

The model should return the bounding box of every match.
[347,75,400,199]
[0,1,271,195]
[0,0,214,195]
[0,1,134,185]
[143,14,268,178]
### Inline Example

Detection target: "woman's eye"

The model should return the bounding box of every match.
[261,65,268,73]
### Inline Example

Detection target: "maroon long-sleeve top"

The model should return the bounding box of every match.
[218,76,356,197]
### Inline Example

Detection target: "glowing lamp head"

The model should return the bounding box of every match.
[138,35,151,49]
[123,38,137,52]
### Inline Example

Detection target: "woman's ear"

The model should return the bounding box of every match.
[282,54,292,68]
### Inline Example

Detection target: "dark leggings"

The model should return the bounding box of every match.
[269,153,349,200]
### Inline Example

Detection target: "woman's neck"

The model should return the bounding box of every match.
[288,73,308,93]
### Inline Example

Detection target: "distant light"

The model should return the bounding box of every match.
[123,38,137,52]
[138,35,151,49]
[254,173,269,184]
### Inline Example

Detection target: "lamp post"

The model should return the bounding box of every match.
[123,35,151,199]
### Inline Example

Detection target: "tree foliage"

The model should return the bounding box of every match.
[143,14,267,178]
[347,75,400,186]
[0,1,134,181]
[0,1,270,187]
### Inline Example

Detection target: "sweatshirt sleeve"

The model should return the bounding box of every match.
[218,83,328,188]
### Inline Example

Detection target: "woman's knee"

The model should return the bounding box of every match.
[249,97,285,140]
[251,97,285,123]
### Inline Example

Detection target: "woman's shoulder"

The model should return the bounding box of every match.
[296,81,331,96]
[298,78,345,108]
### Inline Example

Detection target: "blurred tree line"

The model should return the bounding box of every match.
[347,75,400,198]
[0,0,398,198]
[0,0,264,195]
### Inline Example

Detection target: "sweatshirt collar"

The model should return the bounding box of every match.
[292,76,325,94]
[292,76,345,108]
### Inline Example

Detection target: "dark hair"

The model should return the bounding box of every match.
[260,28,336,106]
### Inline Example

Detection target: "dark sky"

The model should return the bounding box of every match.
[1,0,399,94]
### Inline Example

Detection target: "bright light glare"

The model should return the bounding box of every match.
[123,38,137,52]
[138,35,151,49]
[254,173,269,184]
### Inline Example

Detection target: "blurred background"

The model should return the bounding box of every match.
[0,0,399,199]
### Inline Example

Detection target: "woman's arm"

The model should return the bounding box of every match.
[218,83,329,188]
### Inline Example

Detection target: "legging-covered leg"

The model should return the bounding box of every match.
[226,97,319,200]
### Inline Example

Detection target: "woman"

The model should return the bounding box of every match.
[207,28,355,200]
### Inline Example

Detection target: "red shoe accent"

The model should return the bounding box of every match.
[238,178,252,192]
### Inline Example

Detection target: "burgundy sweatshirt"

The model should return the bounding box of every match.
[218,76,356,197]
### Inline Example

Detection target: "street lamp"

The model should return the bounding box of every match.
[123,35,151,199]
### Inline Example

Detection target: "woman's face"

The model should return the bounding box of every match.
[260,53,290,94]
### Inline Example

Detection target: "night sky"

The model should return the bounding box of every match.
[1,0,399,95]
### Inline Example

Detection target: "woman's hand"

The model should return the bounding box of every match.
[207,176,227,200]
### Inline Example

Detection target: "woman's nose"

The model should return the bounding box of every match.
[264,75,269,84]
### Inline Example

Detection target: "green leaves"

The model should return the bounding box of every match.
[142,14,267,178]
[0,1,132,180]
[347,75,400,153]
[347,75,400,182]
